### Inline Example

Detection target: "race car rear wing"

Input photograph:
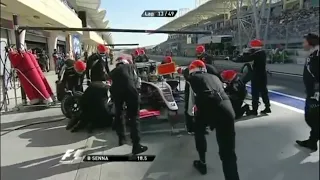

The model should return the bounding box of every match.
[157,62,176,75]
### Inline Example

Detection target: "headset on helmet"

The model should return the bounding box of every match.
[140,49,146,54]
[163,56,173,63]
[189,60,207,74]
[220,70,237,82]
[133,49,140,56]
[97,44,108,53]
[250,39,263,49]
[74,60,86,73]
[196,45,205,54]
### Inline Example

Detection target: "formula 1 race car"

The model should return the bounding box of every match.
[135,61,181,130]
[60,61,183,133]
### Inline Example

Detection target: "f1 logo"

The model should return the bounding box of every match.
[60,149,84,164]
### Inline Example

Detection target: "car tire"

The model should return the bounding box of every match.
[61,92,83,119]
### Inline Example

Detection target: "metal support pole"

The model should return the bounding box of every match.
[251,0,261,39]
[236,0,242,48]
[105,44,139,46]
[263,0,272,48]
[18,26,213,35]
[13,15,27,105]
[259,0,267,29]
[2,46,8,112]
[285,25,289,49]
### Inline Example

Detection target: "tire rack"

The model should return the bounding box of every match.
[11,14,213,112]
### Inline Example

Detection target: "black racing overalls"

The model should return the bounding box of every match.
[197,53,215,65]
[183,63,221,132]
[86,53,110,81]
[234,49,270,111]
[303,48,319,142]
[188,72,240,180]
[109,63,141,145]
[225,75,248,119]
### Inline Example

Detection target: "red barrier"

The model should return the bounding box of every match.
[28,52,54,97]
[8,50,52,104]
[8,51,37,102]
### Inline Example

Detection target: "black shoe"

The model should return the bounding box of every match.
[261,107,271,114]
[132,144,148,155]
[296,140,318,151]
[193,160,207,175]
[247,110,258,116]
[185,125,194,135]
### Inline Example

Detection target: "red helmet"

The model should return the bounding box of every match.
[140,49,145,54]
[189,60,207,74]
[74,60,86,73]
[177,67,183,74]
[250,39,263,49]
[97,44,108,53]
[196,45,205,54]
[133,49,140,56]
[220,70,237,82]
[163,56,173,64]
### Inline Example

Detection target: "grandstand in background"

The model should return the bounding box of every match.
[152,0,319,61]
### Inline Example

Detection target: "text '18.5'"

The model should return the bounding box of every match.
[83,155,156,162]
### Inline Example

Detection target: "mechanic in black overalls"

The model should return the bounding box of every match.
[86,44,110,82]
[139,49,149,62]
[196,45,215,65]
[67,78,113,133]
[233,39,271,115]
[109,58,147,155]
[56,59,86,101]
[183,58,221,134]
[296,33,319,151]
[186,60,240,179]
[131,49,140,64]
[221,69,251,119]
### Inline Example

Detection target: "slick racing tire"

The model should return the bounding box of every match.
[61,92,83,119]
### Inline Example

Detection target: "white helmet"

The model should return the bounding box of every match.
[116,56,129,65]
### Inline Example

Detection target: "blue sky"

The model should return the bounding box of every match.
[100,0,195,47]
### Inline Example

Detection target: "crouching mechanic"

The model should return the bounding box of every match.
[187,60,240,179]
[221,70,250,119]
[66,78,113,133]
[109,57,147,155]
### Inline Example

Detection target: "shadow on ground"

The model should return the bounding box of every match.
[1,114,65,132]
[0,136,119,180]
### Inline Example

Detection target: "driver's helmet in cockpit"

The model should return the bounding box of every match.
[149,62,157,74]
